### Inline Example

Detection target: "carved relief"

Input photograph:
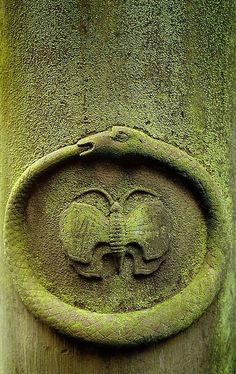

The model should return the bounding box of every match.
[60,188,172,278]
[4,127,226,346]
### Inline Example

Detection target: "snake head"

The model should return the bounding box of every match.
[77,126,146,157]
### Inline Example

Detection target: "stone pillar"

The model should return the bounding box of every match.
[0,1,235,373]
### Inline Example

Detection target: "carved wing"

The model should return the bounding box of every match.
[125,201,171,261]
[60,202,109,264]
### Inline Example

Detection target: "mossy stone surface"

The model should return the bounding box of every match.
[0,0,235,372]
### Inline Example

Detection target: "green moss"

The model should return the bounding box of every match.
[0,0,235,371]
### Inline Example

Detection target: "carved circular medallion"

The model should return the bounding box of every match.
[4,127,227,345]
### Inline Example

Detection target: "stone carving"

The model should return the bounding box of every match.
[60,188,172,278]
[4,127,226,346]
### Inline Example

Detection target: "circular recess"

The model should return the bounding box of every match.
[4,126,227,346]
